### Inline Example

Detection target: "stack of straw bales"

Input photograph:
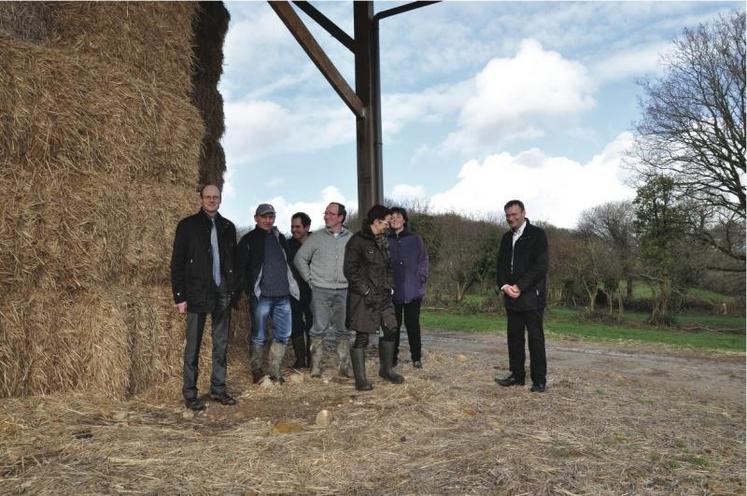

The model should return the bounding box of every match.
[0,2,230,398]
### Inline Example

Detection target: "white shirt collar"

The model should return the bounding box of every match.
[513,220,527,237]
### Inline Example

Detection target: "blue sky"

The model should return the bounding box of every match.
[218,1,743,231]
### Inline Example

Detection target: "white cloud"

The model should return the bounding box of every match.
[389,184,426,203]
[593,42,672,82]
[381,80,472,140]
[222,97,354,164]
[221,166,237,200]
[429,133,635,228]
[443,39,595,154]
[265,177,284,189]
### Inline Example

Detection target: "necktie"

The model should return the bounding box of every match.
[210,218,221,287]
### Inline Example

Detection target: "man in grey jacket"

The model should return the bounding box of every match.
[294,202,353,378]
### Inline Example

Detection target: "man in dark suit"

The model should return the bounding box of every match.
[495,200,548,392]
[171,184,237,411]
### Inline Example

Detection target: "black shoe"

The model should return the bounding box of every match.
[413,360,422,369]
[185,397,206,411]
[530,383,546,393]
[209,391,236,405]
[495,374,525,387]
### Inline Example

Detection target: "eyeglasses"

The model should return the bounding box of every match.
[324,211,341,216]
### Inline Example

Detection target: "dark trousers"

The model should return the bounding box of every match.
[506,308,547,385]
[394,299,422,362]
[182,282,231,400]
[290,297,312,340]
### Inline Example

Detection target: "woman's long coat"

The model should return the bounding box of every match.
[343,225,397,334]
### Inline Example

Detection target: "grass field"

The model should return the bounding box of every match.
[421,307,746,352]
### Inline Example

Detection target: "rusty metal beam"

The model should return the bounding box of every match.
[292,1,355,53]
[269,1,364,118]
[374,1,440,21]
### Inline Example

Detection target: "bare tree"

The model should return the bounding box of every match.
[430,214,500,303]
[630,11,746,265]
[577,201,637,299]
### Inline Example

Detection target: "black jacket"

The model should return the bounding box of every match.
[236,226,299,300]
[496,220,548,311]
[170,209,237,313]
[343,225,396,333]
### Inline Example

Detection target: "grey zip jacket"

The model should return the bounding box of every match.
[294,226,352,289]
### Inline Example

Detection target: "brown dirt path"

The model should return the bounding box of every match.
[1,330,744,495]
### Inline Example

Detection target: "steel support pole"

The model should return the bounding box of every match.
[354,1,382,217]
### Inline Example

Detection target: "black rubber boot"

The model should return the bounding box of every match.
[350,347,373,391]
[290,335,307,369]
[378,340,404,384]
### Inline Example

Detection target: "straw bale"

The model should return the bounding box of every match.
[0,284,201,399]
[0,2,231,400]
[46,2,197,97]
[191,2,229,189]
[0,290,129,397]
[0,169,198,293]
[192,2,229,89]
[0,2,51,41]
[0,40,203,182]
[199,139,227,188]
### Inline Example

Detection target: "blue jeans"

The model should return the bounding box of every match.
[250,295,292,346]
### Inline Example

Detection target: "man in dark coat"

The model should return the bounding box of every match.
[170,184,237,411]
[287,211,313,368]
[343,204,404,391]
[236,203,300,384]
[495,199,548,393]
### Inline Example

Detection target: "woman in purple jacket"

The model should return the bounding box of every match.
[388,207,429,368]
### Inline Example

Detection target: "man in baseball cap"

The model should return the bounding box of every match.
[255,203,275,216]
[236,203,300,384]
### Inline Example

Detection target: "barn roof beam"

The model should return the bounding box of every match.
[292,1,355,53]
[268,1,364,118]
[374,1,441,21]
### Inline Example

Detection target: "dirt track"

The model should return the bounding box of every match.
[425,331,745,403]
[1,330,744,495]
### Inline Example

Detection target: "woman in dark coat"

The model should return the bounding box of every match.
[388,207,428,368]
[343,204,404,391]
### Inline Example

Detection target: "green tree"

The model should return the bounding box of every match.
[633,176,689,324]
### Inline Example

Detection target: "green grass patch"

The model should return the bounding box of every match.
[421,309,745,352]
[618,280,736,305]
[686,287,736,305]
